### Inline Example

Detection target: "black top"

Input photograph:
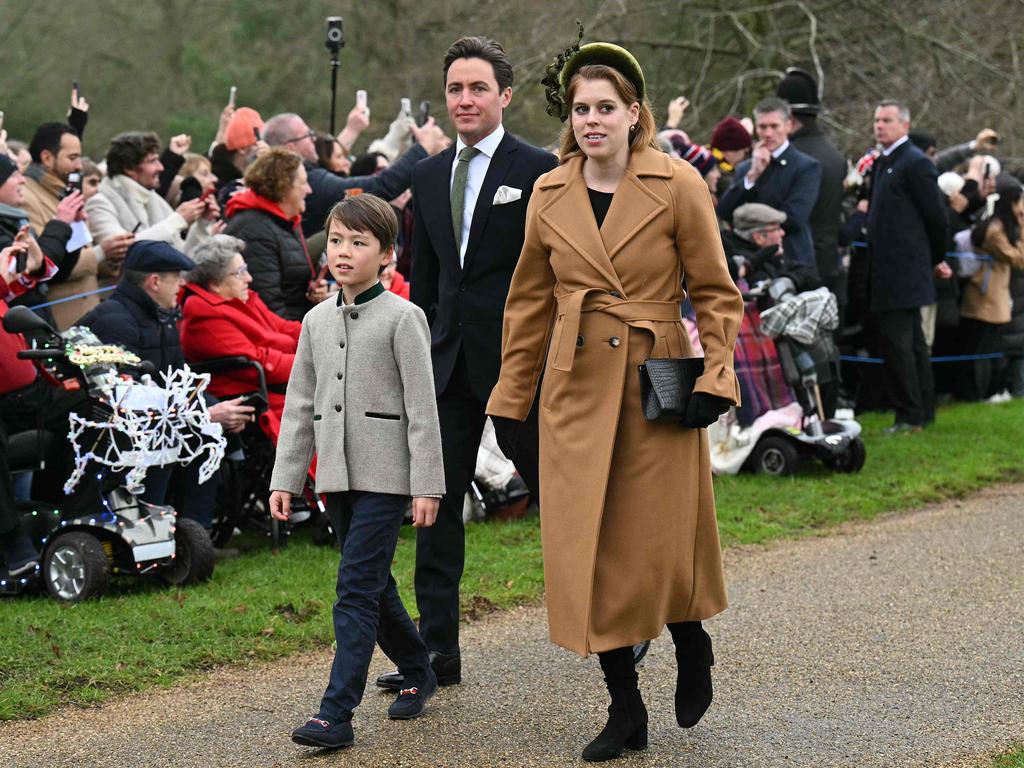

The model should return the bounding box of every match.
[587,188,614,229]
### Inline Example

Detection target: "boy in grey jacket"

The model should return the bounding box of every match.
[270,195,445,749]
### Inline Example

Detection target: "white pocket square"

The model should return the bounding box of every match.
[493,185,522,205]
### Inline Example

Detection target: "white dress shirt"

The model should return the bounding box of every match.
[881,134,909,156]
[450,124,505,266]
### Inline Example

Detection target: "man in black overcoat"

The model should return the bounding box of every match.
[866,100,948,431]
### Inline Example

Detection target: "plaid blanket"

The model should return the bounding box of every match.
[760,287,839,345]
[735,284,795,427]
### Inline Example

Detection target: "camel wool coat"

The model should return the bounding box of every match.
[487,146,744,657]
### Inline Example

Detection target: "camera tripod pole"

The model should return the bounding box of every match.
[329,52,341,136]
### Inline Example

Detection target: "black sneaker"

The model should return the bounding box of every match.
[290,716,354,748]
[387,669,438,720]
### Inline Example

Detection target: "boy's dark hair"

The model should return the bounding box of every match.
[29,122,77,164]
[325,194,399,256]
[106,132,162,177]
[443,36,514,91]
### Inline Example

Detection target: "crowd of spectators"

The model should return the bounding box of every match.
[2,65,1023,572]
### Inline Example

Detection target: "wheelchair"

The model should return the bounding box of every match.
[186,356,324,548]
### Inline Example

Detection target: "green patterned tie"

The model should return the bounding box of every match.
[451,145,481,254]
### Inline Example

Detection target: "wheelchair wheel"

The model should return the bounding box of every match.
[160,518,215,586]
[751,435,800,476]
[824,437,866,473]
[43,532,110,602]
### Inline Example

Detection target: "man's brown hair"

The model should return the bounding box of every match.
[324,194,398,252]
[443,36,514,91]
[106,131,161,177]
[243,147,303,203]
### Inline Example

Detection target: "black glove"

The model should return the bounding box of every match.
[491,416,523,462]
[681,392,731,429]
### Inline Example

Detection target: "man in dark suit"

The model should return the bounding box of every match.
[717,97,822,279]
[866,99,948,432]
[776,69,846,299]
[375,36,557,691]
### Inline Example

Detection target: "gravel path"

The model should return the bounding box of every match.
[3,484,1023,768]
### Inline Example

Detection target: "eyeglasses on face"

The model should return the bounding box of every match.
[284,131,316,144]
[229,264,251,279]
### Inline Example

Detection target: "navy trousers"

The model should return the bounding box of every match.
[319,490,430,722]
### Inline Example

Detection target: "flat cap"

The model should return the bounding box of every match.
[123,240,196,273]
[733,203,786,234]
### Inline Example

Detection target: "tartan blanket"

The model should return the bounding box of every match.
[735,287,795,427]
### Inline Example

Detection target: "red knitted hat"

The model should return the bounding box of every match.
[224,107,264,152]
[710,117,751,152]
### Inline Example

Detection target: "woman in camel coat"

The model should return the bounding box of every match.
[960,185,1024,398]
[487,43,743,762]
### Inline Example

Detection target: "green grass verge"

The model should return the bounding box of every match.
[987,745,1024,767]
[2,398,1022,720]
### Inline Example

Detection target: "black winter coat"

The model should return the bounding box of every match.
[790,121,845,291]
[866,141,947,312]
[224,208,313,321]
[78,280,184,372]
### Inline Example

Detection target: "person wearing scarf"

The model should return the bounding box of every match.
[223,148,321,321]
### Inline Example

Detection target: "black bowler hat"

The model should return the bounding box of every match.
[123,240,195,273]
[776,67,821,115]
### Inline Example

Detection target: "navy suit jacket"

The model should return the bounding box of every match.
[717,143,822,276]
[866,141,947,312]
[410,132,557,401]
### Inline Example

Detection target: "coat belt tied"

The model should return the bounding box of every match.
[551,288,684,372]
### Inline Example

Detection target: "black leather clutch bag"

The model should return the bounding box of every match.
[638,357,705,421]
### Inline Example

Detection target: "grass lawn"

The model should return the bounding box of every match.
[987,745,1024,768]
[2,398,1022,720]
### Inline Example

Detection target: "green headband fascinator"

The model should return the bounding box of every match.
[541,22,647,122]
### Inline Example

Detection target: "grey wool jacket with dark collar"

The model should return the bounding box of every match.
[270,285,445,498]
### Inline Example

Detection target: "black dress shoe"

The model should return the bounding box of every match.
[290,716,354,749]
[376,650,461,691]
[387,669,438,719]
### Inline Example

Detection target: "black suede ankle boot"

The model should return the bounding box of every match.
[582,647,649,762]
[668,621,714,728]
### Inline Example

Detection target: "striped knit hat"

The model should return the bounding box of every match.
[680,143,717,177]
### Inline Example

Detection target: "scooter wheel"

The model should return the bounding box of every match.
[43,532,111,602]
[825,436,866,473]
[751,435,800,476]
[160,518,215,586]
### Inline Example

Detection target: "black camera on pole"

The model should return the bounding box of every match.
[325,16,344,53]
[326,16,345,135]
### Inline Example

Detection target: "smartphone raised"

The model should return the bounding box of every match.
[0,111,5,132]
[401,97,412,117]
[229,85,237,107]
[63,171,82,198]
[417,100,431,127]
[356,89,368,117]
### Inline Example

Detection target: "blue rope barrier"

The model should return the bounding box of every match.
[850,242,993,261]
[841,352,1004,365]
[28,285,115,310]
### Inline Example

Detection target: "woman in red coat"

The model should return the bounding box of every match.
[180,234,301,441]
